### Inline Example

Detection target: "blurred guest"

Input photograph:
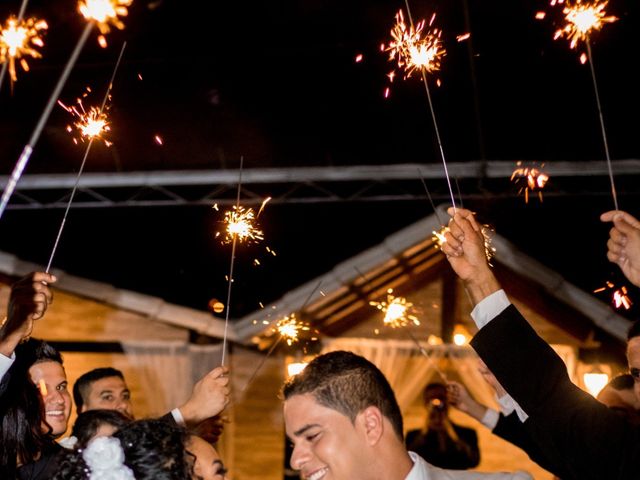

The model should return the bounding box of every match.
[406,382,480,470]
[65,408,131,449]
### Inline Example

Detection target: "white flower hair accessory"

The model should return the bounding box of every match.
[82,436,135,480]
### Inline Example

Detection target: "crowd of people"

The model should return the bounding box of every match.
[1,208,640,479]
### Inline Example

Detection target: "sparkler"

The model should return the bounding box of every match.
[46,42,126,274]
[510,161,549,203]
[219,206,264,244]
[0,15,47,87]
[538,0,619,210]
[58,92,112,146]
[594,281,632,310]
[0,0,34,92]
[383,6,457,213]
[79,0,132,48]
[0,0,133,221]
[370,289,420,328]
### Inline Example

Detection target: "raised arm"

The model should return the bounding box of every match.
[601,210,640,287]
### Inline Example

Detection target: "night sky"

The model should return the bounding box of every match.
[1,0,639,322]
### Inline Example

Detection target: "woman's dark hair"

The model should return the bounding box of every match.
[0,338,61,478]
[54,419,195,480]
[71,409,131,448]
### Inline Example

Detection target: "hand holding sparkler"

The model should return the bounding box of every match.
[0,271,56,358]
[441,208,501,306]
[601,210,640,288]
[177,365,230,427]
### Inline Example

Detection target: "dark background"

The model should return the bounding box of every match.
[0,0,639,322]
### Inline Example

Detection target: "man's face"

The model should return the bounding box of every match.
[284,393,371,480]
[29,361,72,437]
[627,337,640,403]
[81,376,133,418]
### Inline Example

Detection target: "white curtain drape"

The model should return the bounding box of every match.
[122,341,225,416]
[322,338,578,413]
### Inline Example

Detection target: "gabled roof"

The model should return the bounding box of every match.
[0,251,236,341]
[235,205,631,344]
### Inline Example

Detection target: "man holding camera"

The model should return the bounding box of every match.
[406,382,480,470]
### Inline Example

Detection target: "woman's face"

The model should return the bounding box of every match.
[188,435,228,480]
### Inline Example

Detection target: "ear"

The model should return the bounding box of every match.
[357,406,384,446]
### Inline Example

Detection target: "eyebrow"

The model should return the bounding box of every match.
[293,423,321,437]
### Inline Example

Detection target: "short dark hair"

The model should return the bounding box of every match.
[627,321,640,341]
[282,350,404,440]
[71,409,131,448]
[73,367,125,414]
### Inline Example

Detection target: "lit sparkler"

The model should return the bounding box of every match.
[432,224,495,263]
[370,288,420,328]
[594,281,632,310]
[552,0,617,51]
[384,9,445,80]
[58,94,112,146]
[0,15,47,83]
[510,161,549,203]
[78,0,132,47]
[218,205,264,244]
[274,314,310,346]
[432,226,449,249]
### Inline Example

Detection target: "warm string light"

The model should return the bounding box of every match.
[370,288,420,329]
[79,0,132,47]
[0,15,47,83]
[511,161,549,203]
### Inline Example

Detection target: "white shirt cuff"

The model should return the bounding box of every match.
[497,393,528,422]
[171,407,186,427]
[481,408,500,430]
[470,289,510,329]
[0,351,16,379]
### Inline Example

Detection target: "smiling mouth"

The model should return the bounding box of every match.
[46,410,64,417]
[305,467,328,480]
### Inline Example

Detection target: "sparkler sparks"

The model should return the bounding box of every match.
[511,161,549,203]
[274,314,309,346]
[78,0,132,47]
[384,9,445,80]
[0,16,48,83]
[370,289,420,328]
[594,281,632,310]
[553,0,617,50]
[218,205,264,244]
[432,226,449,249]
[58,94,112,146]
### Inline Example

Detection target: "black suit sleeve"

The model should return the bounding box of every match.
[159,411,178,427]
[471,304,640,480]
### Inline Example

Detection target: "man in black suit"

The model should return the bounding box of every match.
[441,207,640,480]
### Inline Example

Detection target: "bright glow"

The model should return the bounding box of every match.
[0,16,48,83]
[79,0,132,46]
[432,226,449,248]
[583,371,609,397]
[275,314,309,346]
[453,333,467,346]
[219,205,264,244]
[384,9,445,80]
[59,97,111,146]
[287,362,308,378]
[594,281,633,310]
[370,288,419,328]
[554,0,617,49]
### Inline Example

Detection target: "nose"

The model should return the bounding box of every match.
[290,442,309,471]
[116,399,131,415]
[47,389,64,404]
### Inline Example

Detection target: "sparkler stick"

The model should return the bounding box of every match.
[46,41,126,273]
[0,22,94,221]
[585,41,617,210]
[220,157,244,367]
[0,0,133,220]
[0,0,33,92]
[398,0,457,213]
